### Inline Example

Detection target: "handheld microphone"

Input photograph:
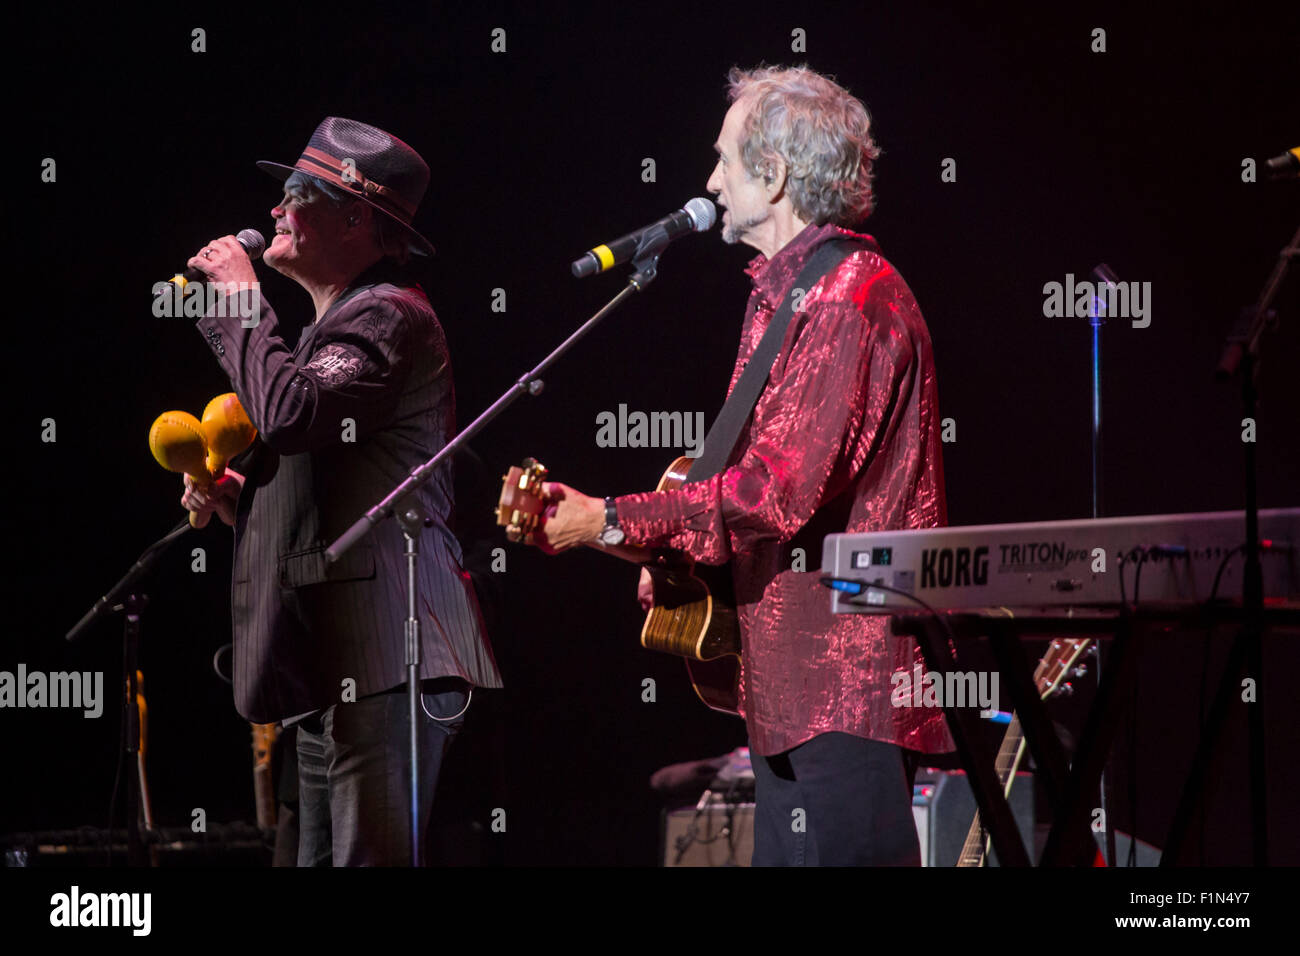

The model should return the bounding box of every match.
[571,199,716,277]
[159,228,267,294]
[1265,147,1300,181]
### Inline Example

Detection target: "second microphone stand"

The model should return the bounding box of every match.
[326,231,675,865]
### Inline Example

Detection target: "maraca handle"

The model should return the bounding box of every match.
[187,473,213,528]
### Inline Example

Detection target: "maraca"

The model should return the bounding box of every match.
[150,392,257,527]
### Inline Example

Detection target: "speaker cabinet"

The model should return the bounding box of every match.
[661,769,1035,866]
[662,799,755,866]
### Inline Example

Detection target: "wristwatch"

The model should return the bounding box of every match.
[597,496,625,546]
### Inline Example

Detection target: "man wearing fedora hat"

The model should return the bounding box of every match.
[182,117,502,866]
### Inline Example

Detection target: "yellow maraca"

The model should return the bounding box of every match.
[149,393,257,528]
[199,392,257,476]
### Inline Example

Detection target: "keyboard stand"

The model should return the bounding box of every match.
[896,604,1300,866]
[897,611,1124,866]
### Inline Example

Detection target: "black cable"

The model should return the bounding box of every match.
[1126,544,1195,865]
[1122,547,1152,866]
[1209,544,1246,605]
[212,643,234,685]
[1200,543,1248,863]
[1197,625,1212,865]
[1116,547,1135,609]
[1125,573,1139,869]
[819,577,960,652]
[1132,549,1151,607]
[1125,692,1138,868]
[1098,547,1149,865]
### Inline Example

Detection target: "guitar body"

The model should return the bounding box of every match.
[640,457,741,715]
[498,455,743,715]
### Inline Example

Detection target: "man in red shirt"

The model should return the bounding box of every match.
[538,66,952,865]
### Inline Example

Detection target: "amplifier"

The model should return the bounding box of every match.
[3,825,271,868]
[662,796,755,866]
[661,769,1031,866]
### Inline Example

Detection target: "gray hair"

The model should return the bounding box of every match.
[283,170,413,265]
[726,65,882,226]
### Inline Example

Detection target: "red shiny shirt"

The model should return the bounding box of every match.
[616,222,954,756]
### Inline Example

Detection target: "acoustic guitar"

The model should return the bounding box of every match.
[497,456,742,714]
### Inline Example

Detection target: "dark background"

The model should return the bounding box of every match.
[6,1,1298,865]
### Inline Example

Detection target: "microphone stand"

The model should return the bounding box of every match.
[1087,264,1115,522]
[325,231,676,866]
[1163,219,1296,865]
[1173,218,1299,866]
[1086,263,1117,868]
[66,516,195,867]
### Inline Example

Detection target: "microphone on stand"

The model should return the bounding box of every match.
[571,199,716,277]
[1264,147,1299,181]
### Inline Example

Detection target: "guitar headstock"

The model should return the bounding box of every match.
[497,457,549,543]
[1034,638,1093,699]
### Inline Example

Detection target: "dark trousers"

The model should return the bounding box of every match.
[751,731,920,866]
[295,678,468,866]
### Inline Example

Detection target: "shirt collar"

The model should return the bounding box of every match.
[329,260,422,312]
[744,222,875,309]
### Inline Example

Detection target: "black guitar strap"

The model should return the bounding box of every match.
[685,238,865,483]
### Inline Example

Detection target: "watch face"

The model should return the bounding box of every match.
[600,526,626,546]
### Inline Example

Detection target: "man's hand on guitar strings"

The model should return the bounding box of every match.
[531,481,605,554]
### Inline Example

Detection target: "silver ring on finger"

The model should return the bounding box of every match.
[202,248,213,259]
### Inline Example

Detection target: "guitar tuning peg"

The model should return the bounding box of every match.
[1056,682,1074,697]
[1072,664,1088,678]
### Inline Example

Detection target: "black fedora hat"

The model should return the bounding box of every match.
[257,117,435,256]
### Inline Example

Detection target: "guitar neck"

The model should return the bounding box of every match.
[955,714,1028,867]
[952,637,1091,867]
[582,538,655,565]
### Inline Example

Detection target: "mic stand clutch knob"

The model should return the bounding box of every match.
[630,224,672,288]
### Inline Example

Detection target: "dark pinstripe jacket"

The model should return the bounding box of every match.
[196,264,502,723]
